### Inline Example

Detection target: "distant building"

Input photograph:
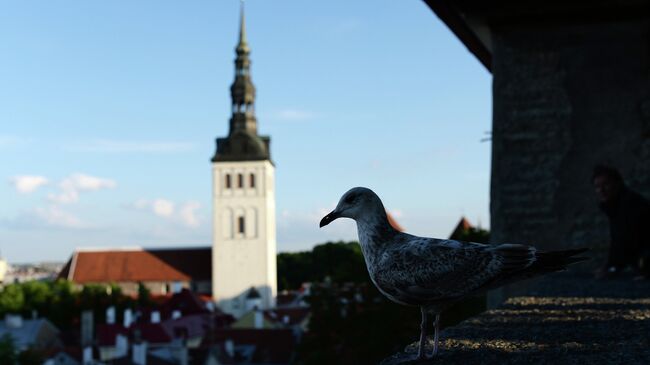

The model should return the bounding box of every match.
[95,289,234,362]
[0,315,62,352]
[3,261,63,285]
[58,247,212,295]
[0,257,7,284]
[449,217,473,240]
[210,4,277,317]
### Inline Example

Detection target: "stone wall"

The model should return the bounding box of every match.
[489,19,650,305]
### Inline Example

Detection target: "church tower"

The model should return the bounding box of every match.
[211,4,276,317]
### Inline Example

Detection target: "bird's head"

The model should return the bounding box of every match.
[319,187,382,227]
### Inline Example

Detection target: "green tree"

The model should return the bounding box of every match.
[21,281,51,317]
[0,284,25,315]
[454,226,490,243]
[48,280,79,330]
[0,334,17,365]
[137,282,152,307]
[0,279,135,332]
[277,241,367,291]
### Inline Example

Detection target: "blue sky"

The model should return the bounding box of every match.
[0,0,491,263]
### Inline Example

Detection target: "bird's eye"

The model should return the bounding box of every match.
[344,195,356,204]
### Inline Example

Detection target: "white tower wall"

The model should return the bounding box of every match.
[212,160,276,317]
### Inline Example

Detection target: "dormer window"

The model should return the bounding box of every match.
[225,174,232,189]
[250,173,256,188]
[238,174,244,188]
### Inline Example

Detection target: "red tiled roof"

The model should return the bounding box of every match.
[97,324,129,347]
[59,247,211,283]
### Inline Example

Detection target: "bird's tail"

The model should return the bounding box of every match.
[531,248,590,273]
[492,247,590,287]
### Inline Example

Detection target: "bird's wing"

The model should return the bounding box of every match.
[378,237,536,303]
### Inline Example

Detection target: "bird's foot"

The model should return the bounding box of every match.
[412,348,438,362]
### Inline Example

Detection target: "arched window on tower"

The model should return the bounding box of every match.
[249,173,255,188]
[238,216,245,234]
[225,174,232,189]
[238,174,244,188]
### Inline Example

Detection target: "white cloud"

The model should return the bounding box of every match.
[34,205,84,228]
[69,140,195,153]
[179,201,201,227]
[131,198,202,228]
[152,199,175,217]
[48,173,116,204]
[61,173,117,191]
[276,109,315,121]
[10,175,49,193]
[48,190,79,204]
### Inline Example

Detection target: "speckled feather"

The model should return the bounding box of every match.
[323,187,586,313]
[358,219,537,311]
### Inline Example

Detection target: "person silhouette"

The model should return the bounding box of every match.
[592,165,650,279]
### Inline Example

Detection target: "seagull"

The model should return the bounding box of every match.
[319,187,588,360]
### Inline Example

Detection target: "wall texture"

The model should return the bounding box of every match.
[489,19,650,305]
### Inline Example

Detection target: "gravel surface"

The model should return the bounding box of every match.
[381,273,650,364]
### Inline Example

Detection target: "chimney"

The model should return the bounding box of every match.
[123,308,133,328]
[150,311,161,323]
[82,346,93,365]
[106,306,116,324]
[224,339,235,357]
[254,309,264,329]
[5,314,22,329]
[132,342,147,365]
[172,310,182,320]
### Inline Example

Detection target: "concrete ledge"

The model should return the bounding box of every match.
[381,273,650,364]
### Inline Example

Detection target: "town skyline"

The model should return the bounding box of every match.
[0,0,491,263]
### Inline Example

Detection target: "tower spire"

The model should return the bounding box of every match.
[238,1,248,51]
[230,0,255,132]
[212,2,271,163]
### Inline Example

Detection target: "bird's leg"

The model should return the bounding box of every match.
[431,313,441,356]
[416,306,429,360]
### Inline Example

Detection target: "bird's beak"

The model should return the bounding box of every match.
[319,210,340,228]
